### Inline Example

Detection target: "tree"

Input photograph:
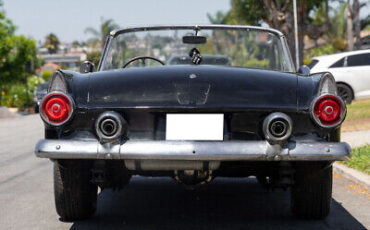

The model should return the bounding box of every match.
[352,0,360,49]
[72,40,80,48]
[348,0,368,50]
[207,11,232,24]
[85,17,119,47]
[0,0,39,104]
[210,0,330,66]
[361,15,370,30]
[0,1,16,77]
[44,33,60,54]
[86,51,101,69]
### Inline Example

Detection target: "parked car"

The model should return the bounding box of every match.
[309,49,370,104]
[35,25,350,220]
[360,35,370,50]
[33,82,48,113]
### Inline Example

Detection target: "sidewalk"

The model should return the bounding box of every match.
[0,106,19,118]
[342,130,370,148]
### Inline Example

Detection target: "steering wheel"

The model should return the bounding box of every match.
[122,56,165,68]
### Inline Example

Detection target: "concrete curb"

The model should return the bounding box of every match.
[0,106,19,118]
[333,162,370,190]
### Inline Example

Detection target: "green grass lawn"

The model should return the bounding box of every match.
[341,99,370,132]
[345,99,370,121]
[344,145,370,175]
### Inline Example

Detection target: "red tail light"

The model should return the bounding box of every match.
[40,92,73,126]
[311,94,346,128]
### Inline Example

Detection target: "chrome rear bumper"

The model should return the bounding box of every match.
[35,139,351,161]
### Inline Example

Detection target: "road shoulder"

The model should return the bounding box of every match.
[333,162,370,190]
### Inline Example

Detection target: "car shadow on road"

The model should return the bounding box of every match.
[69,177,366,230]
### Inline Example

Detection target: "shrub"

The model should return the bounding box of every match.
[303,59,312,65]
[42,71,53,81]
[86,51,101,68]
[6,84,31,109]
[333,38,347,51]
[1,75,43,109]
[304,43,338,65]
[28,75,44,91]
[0,91,10,106]
[244,59,269,69]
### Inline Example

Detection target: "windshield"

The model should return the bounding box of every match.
[101,26,293,72]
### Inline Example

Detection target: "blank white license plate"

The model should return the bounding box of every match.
[166,114,224,140]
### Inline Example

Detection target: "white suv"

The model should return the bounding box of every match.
[309,50,370,104]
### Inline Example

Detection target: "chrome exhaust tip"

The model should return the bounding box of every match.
[263,112,293,143]
[95,111,125,142]
[100,118,117,136]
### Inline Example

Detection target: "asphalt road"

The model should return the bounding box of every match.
[0,114,369,230]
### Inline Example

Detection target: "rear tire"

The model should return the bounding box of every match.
[337,83,353,104]
[291,162,332,219]
[54,160,97,220]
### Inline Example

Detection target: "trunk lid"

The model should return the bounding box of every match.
[88,66,297,110]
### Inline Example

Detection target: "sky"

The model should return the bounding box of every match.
[3,0,369,44]
[3,0,231,43]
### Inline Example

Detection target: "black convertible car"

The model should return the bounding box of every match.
[35,25,350,220]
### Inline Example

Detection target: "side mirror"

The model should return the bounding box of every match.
[80,61,95,73]
[297,65,310,75]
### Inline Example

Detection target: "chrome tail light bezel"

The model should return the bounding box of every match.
[40,91,75,126]
[310,94,346,129]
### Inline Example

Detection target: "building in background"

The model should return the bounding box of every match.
[40,53,86,71]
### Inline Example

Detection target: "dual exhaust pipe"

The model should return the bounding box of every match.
[95,111,292,144]
[263,112,293,143]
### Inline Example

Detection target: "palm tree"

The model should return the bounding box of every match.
[207,11,230,24]
[44,33,60,54]
[328,3,347,40]
[85,17,119,47]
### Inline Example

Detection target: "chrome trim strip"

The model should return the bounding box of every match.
[280,35,296,72]
[111,25,285,38]
[35,139,351,161]
[97,35,112,71]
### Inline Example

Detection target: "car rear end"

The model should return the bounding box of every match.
[35,67,350,220]
[34,25,351,221]
[36,67,350,163]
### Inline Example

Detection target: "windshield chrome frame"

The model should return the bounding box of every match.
[97,25,295,72]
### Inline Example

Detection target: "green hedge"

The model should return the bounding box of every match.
[0,75,44,109]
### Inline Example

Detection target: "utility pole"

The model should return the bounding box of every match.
[347,0,354,51]
[25,59,34,108]
[293,0,299,68]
